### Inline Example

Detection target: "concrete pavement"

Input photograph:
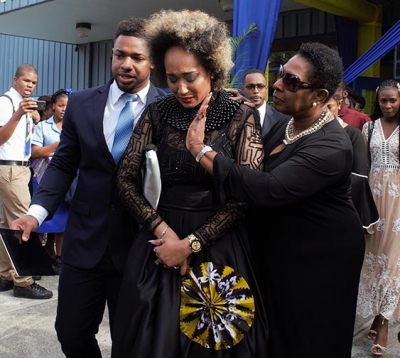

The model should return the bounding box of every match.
[1,274,400,357]
[352,314,400,357]
[0,275,111,358]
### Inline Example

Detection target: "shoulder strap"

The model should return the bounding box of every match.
[1,94,15,113]
[367,121,375,169]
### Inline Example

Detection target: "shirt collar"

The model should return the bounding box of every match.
[258,101,266,116]
[45,115,55,123]
[110,80,150,105]
[9,87,24,100]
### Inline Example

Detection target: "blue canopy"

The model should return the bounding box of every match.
[231,0,282,87]
[344,20,400,84]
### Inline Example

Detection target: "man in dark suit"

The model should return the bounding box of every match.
[242,69,291,137]
[11,17,165,358]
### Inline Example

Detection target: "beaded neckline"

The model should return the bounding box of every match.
[283,110,333,145]
[157,91,241,131]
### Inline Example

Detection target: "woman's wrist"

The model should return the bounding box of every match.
[189,142,206,159]
[154,222,169,240]
[195,145,213,163]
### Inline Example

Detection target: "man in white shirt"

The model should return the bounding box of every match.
[0,63,52,299]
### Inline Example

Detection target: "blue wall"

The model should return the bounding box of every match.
[0,34,113,96]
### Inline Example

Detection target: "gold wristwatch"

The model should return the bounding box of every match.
[188,234,202,253]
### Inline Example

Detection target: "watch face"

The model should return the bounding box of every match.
[190,240,202,252]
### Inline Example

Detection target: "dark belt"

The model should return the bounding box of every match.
[0,160,29,166]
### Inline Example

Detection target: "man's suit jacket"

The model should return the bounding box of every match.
[262,103,291,137]
[31,80,166,272]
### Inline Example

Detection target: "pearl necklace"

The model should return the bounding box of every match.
[283,111,333,145]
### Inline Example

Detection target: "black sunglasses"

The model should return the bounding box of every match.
[278,65,319,92]
[244,83,267,90]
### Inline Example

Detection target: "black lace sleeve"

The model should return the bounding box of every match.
[193,104,264,246]
[117,101,264,243]
[117,104,164,233]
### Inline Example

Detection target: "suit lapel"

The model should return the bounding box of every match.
[262,105,272,136]
[91,81,116,166]
[146,84,162,105]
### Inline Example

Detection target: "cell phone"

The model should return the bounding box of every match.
[36,100,47,111]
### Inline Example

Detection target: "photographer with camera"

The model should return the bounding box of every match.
[0,63,53,299]
[29,97,52,127]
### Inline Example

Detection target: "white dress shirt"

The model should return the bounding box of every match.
[257,101,266,127]
[0,87,33,161]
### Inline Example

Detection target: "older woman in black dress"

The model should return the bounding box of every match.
[186,42,365,358]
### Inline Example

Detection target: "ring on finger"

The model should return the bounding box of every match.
[173,266,179,270]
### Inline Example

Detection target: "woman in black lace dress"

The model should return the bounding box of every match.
[111,9,268,358]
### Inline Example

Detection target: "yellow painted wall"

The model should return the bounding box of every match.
[296,0,382,114]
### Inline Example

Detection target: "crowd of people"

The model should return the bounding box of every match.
[0,6,399,358]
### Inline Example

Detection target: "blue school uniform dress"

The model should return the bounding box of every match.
[31,116,69,233]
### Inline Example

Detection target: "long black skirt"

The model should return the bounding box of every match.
[111,186,269,358]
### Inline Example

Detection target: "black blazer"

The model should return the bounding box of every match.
[262,103,291,137]
[31,80,166,272]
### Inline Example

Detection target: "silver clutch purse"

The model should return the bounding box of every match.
[143,144,161,210]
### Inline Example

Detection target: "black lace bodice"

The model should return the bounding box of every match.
[117,91,264,245]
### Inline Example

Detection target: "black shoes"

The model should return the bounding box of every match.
[1,278,52,299]
[0,277,14,291]
[13,282,53,299]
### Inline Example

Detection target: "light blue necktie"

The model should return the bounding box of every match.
[111,93,138,164]
[25,114,31,156]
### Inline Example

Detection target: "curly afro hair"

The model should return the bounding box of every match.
[145,9,233,92]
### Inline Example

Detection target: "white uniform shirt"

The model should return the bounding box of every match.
[0,87,32,160]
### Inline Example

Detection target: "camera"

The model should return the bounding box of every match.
[36,100,47,111]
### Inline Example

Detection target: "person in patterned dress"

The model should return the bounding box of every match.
[358,79,400,356]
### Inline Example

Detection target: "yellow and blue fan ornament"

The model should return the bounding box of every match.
[180,262,255,350]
